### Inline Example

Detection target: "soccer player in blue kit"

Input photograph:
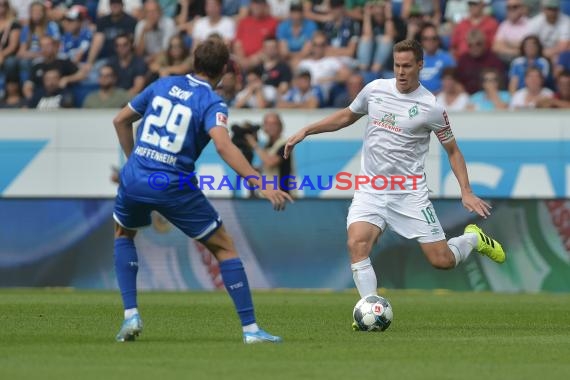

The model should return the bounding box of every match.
[111,36,293,344]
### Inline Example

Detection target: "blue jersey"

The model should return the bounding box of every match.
[120,74,228,201]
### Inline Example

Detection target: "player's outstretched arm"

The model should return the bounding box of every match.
[442,139,491,219]
[283,107,363,159]
[209,126,293,211]
[113,105,142,158]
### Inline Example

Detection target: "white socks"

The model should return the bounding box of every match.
[242,323,259,333]
[448,233,478,267]
[351,257,378,298]
[124,308,139,319]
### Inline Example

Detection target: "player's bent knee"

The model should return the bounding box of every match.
[347,238,372,261]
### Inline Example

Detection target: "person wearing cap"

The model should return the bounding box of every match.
[527,0,570,61]
[59,6,93,64]
[450,0,498,59]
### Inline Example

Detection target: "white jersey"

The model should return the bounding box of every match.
[349,78,454,194]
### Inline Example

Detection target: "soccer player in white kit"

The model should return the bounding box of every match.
[284,39,506,327]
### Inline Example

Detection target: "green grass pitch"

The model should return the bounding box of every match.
[1,289,569,380]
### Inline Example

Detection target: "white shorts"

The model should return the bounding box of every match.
[346,191,446,243]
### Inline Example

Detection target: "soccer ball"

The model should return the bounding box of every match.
[352,295,393,332]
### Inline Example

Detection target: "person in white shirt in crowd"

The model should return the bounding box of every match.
[509,66,554,108]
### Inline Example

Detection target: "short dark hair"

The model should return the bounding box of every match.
[393,39,423,62]
[193,36,229,80]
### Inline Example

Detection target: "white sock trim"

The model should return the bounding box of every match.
[242,323,259,333]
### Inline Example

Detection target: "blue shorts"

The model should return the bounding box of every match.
[113,187,222,242]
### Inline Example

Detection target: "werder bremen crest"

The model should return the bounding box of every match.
[408,103,419,119]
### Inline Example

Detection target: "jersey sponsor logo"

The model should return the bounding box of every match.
[216,112,228,127]
[168,85,193,101]
[372,113,402,133]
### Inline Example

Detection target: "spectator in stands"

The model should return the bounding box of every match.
[11,0,33,25]
[344,0,367,22]
[277,68,323,108]
[356,0,395,74]
[17,1,61,81]
[254,37,292,96]
[28,68,75,110]
[303,0,334,25]
[468,67,510,111]
[509,66,554,108]
[443,0,469,25]
[450,0,498,59]
[0,76,26,108]
[23,35,85,101]
[222,0,250,20]
[245,111,295,193]
[98,0,143,19]
[85,0,138,79]
[276,2,317,66]
[492,0,531,63]
[175,0,206,35]
[267,0,293,20]
[297,30,351,103]
[321,0,360,58]
[527,0,570,61]
[436,67,470,111]
[554,49,570,77]
[537,70,570,108]
[456,29,505,94]
[508,35,551,93]
[59,6,93,64]
[0,0,21,80]
[401,0,441,26]
[107,33,147,96]
[82,64,130,108]
[190,0,236,47]
[134,0,177,63]
[419,22,455,94]
[216,70,239,106]
[234,68,277,108]
[148,34,193,81]
[331,70,364,107]
[233,0,279,70]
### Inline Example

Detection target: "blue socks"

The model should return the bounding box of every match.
[114,238,139,310]
[219,258,256,326]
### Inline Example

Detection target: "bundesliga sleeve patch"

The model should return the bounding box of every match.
[216,112,228,127]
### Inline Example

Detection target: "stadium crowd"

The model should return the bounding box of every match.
[0,0,569,110]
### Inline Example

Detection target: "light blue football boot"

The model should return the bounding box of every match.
[243,329,283,344]
[115,314,143,342]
